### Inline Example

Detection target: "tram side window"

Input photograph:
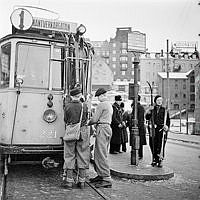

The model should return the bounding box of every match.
[52,48,62,90]
[0,43,11,88]
[16,43,49,89]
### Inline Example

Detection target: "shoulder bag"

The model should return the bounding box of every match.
[63,103,83,142]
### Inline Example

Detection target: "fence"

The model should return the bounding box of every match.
[169,109,196,135]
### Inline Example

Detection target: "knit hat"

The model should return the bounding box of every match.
[95,88,107,97]
[154,95,162,103]
[70,87,82,96]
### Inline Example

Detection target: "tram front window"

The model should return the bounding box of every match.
[0,43,11,88]
[16,43,49,89]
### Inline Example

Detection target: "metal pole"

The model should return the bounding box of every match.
[130,53,140,165]
[180,109,182,133]
[166,40,170,109]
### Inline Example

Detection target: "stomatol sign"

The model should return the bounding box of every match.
[172,41,198,53]
[32,17,78,33]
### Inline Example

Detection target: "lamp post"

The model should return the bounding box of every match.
[166,39,170,110]
[128,31,146,165]
[130,53,140,165]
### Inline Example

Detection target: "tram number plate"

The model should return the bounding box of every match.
[42,130,57,139]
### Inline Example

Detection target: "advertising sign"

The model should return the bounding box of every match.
[172,41,198,53]
[128,31,146,53]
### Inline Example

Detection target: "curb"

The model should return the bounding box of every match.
[110,164,174,181]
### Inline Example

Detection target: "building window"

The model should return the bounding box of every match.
[175,94,178,98]
[183,94,186,98]
[113,71,116,75]
[120,56,128,62]
[183,84,186,89]
[112,57,116,62]
[174,104,179,110]
[190,85,195,92]
[118,85,125,91]
[121,49,127,54]
[175,84,178,89]
[122,71,125,75]
[112,43,116,48]
[190,76,195,83]
[106,59,109,64]
[112,50,116,54]
[190,94,195,101]
[121,64,128,71]
[131,71,134,75]
[121,42,127,49]
[190,104,195,110]
[112,64,116,68]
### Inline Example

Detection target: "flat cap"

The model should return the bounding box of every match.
[70,87,82,96]
[115,95,122,101]
[95,88,107,97]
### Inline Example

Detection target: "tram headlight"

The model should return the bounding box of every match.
[43,109,57,123]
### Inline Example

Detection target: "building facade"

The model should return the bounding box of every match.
[91,27,199,108]
[157,70,195,111]
[92,56,113,91]
[195,62,200,134]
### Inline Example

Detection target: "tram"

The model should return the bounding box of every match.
[0,8,94,167]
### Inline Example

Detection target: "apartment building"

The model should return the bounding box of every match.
[157,70,195,110]
[195,62,200,134]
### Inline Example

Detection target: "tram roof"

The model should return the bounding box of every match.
[0,31,72,44]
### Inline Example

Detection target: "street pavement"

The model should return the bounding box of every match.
[108,131,200,181]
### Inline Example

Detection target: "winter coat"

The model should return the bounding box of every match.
[110,102,123,145]
[121,110,128,144]
[128,103,147,145]
[145,105,170,131]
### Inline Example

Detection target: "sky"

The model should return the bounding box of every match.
[1,0,200,52]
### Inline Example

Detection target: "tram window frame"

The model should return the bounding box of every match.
[15,42,63,90]
[16,42,50,89]
[0,43,11,89]
[51,46,63,91]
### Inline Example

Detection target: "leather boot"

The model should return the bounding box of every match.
[78,168,86,189]
[61,169,73,189]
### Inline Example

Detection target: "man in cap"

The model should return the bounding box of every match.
[87,88,113,188]
[110,95,123,154]
[145,95,170,167]
[62,87,90,189]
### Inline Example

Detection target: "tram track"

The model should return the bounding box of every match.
[1,164,111,200]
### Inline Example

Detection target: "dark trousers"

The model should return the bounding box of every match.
[149,128,163,162]
[121,143,127,152]
[138,144,143,158]
[110,143,120,153]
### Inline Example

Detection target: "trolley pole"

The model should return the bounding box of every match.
[130,54,140,165]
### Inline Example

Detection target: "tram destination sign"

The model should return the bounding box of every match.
[128,31,146,53]
[32,17,78,33]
